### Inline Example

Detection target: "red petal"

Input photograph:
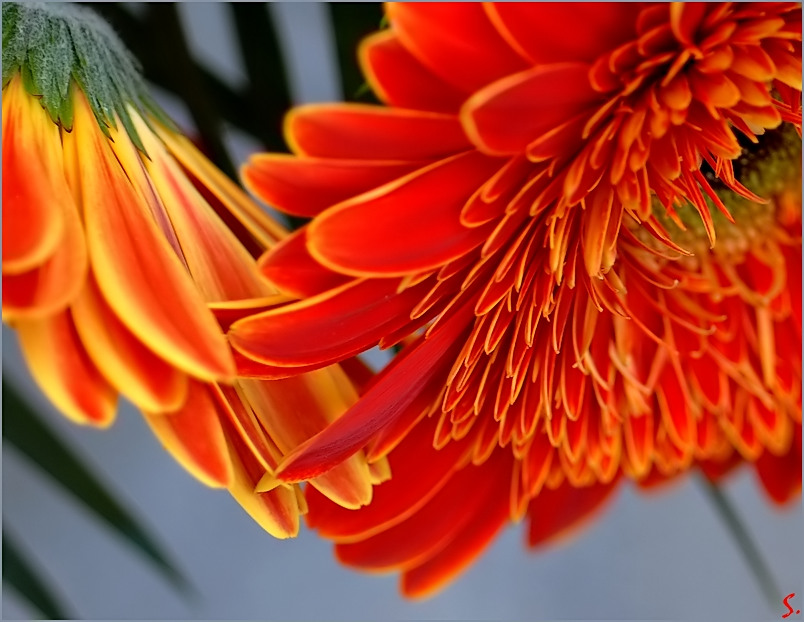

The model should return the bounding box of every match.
[285,104,470,160]
[65,96,235,381]
[229,277,431,368]
[2,193,87,320]
[275,305,473,481]
[386,2,527,94]
[360,30,467,114]
[242,153,421,218]
[143,381,233,487]
[305,417,471,542]
[71,275,189,412]
[527,476,621,547]
[15,310,117,426]
[400,452,513,598]
[1,76,67,274]
[308,151,501,276]
[486,3,640,64]
[754,423,801,504]
[258,228,350,298]
[461,63,601,155]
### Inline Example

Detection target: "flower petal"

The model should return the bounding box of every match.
[275,305,473,482]
[307,151,501,276]
[229,277,432,368]
[15,310,117,426]
[2,191,87,320]
[71,275,189,413]
[285,104,471,160]
[64,95,235,381]
[1,76,66,274]
[485,3,641,65]
[386,2,527,94]
[360,30,467,114]
[242,153,421,218]
[461,63,601,155]
[143,381,233,487]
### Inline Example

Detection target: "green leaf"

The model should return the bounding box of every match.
[2,378,190,594]
[3,530,72,620]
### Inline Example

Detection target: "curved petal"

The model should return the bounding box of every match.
[257,228,351,298]
[461,63,601,155]
[1,76,66,274]
[118,115,272,302]
[285,104,471,160]
[63,95,235,382]
[359,30,466,114]
[386,2,527,94]
[224,426,301,538]
[242,153,421,218]
[2,192,87,320]
[307,151,501,276]
[143,381,233,488]
[71,275,189,413]
[238,372,375,510]
[305,416,472,542]
[527,476,621,547]
[400,452,513,598]
[229,277,432,368]
[15,310,117,427]
[485,3,640,65]
[275,305,473,482]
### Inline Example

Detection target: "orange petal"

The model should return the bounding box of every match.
[461,63,601,155]
[14,310,117,427]
[143,381,233,487]
[2,188,87,320]
[1,76,66,274]
[242,153,421,218]
[360,30,466,114]
[63,95,235,381]
[307,151,501,276]
[486,3,641,64]
[527,476,621,547]
[275,305,472,482]
[257,228,351,298]
[118,114,271,302]
[305,416,471,542]
[238,371,375,510]
[71,275,189,412]
[385,2,527,94]
[229,277,431,368]
[223,425,301,538]
[400,452,513,598]
[285,104,470,160]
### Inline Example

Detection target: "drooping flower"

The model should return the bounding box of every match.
[231,2,802,591]
[2,1,382,537]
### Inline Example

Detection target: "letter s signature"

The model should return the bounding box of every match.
[783,593,799,619]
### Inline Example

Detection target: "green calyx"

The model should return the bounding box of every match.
[2,2,174,152]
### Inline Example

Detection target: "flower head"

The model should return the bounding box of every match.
[232,2,802,591]
[2,2,381,536]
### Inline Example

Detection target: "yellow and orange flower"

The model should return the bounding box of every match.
[232,2,802,593]
[2,2,382,537]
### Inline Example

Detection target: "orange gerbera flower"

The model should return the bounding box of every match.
[230,2,802,592]
[2,2,380,536]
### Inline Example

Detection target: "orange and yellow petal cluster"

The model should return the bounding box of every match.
[2,53,379,535]
[233,2,802,593]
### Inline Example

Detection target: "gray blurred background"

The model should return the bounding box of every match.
[2,3,802,619]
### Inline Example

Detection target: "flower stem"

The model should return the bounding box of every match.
[698,474,780,611]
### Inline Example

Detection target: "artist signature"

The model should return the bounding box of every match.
[783,593,801,619]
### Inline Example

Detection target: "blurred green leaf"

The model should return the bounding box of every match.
[3,530,71,620]
[2,378,190,594]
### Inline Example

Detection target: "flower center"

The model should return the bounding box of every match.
[637,122,801,262]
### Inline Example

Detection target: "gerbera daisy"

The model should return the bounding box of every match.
[231,2,802,591]
[2,1,381,536]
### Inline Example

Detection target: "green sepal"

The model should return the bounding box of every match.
[2,2,177,154]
